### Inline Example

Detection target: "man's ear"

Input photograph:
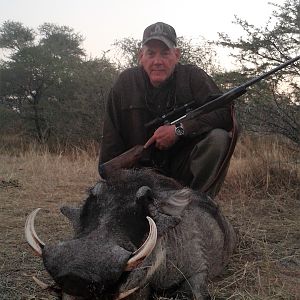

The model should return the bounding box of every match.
[175,48,181,61]
[138,48,144,65]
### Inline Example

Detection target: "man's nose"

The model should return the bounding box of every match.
[153,54,163,64]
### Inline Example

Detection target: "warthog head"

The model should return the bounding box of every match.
[25,169,195,299]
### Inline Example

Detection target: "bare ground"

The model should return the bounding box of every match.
[0,138,299,299]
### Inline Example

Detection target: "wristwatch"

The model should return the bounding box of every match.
[175,123,185,137]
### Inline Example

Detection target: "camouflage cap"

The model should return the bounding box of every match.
[142,22,177,48]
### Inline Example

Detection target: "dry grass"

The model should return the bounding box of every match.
[0,144,99,300]
[210,135,300,299]
[0,136,299,299]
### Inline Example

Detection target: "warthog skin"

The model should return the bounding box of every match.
[42,169,236,300]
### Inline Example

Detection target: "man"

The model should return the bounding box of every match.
[99,22,238,198]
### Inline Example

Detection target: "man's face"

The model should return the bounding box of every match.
[139,40,180,87]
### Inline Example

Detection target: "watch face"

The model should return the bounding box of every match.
[175,124,184,136]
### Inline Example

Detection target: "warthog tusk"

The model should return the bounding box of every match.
[32,276,50,289]
[115,287,139,299]
[25,208,45,256]
[33,276,62,295]
[125,216,157,271]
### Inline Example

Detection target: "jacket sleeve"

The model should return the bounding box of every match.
[99,88,126,164]
[181,67,233,138]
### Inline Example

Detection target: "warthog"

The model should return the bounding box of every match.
[25,168,236,300]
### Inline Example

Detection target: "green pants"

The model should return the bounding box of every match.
[167,129,231,198]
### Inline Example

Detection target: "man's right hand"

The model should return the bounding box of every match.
[144,125,178,150]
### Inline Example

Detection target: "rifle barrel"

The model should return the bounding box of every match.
[145,55,300,126]
[240,55,300,90]
[183,55,300,120]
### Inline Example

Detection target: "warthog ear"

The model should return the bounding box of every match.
[149,188,194,236]
[135,186,154,215]
[60,206,81,233]
[160,188,193,216]
[136,186,188,236]
[136,186,153,203]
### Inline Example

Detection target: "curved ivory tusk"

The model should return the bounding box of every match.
[25,208,45,256]
[125,216,157,271]
[33,275,62,295]
[33,276,50,290]
[115,287,139,300]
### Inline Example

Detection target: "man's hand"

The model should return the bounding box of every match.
[144,125,178,150]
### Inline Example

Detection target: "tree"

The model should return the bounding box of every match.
[112,37,142,69]
[177,36,221,75]
[0,21,117,145]
[0,21,85,142]
[218,0,300,145]
[48,57,118,145]
[0,20,34,51]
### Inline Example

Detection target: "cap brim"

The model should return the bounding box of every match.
[142,36,175,48]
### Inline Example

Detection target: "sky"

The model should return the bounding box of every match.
[0,0,282,68]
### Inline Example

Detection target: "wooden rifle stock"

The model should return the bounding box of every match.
[99,145,145,178]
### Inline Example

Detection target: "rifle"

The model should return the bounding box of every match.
[99,55,300,178]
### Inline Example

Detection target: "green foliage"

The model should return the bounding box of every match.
[0,21,117,145]
[218,0,300,145]
[219,0,299,69]
[113,37,142,68]
[0,20,34,51]
[177,36,221,75]
[0,105,22,134]
[38,23,85,58]
[48,57,118,144]
[2,5,299,147]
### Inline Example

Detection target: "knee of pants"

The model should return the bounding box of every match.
[189,129,230,163]
[202,128,230,150]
